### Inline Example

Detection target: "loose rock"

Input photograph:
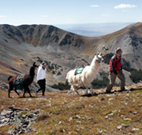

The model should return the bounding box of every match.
[0,107,40,135]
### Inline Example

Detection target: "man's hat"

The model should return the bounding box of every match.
[42,62,46,65]
[115,47,122,54]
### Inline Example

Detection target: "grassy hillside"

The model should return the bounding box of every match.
[0,84,142,135]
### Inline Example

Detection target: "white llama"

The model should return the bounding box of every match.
[66,53,104,95]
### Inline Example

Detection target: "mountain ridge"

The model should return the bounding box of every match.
[0,22,142,89]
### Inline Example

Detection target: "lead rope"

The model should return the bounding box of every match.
[98,71,109,78]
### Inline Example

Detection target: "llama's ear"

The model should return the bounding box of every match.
[99,53,102,56]
[97,52,100,55]
[33,62,36,67]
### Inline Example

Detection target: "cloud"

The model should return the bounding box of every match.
[114,4,137,9]
[102,14,110,16]
[40,15,48,18]
[90,5,99,7]
[0,15,6,18]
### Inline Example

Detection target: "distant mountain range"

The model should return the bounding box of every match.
[55,22,133,37]
[0,22,142,91]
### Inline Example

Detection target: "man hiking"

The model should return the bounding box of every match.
[106,48,125,93]
[35,62,46,97]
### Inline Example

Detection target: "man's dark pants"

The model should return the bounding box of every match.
[37,79,46,96]
[106,70,125,92]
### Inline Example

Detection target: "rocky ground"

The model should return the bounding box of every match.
[0,83,142,135]
[0,107,39,135]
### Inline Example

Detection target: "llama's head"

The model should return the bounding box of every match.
[95,53,104,63]
[30,62,38,76]
[33,62,38,68]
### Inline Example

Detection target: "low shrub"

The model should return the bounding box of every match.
[51,81,70,90]
[36,114,49,121]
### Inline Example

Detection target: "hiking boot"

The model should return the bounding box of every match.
[106,90,111,94]
[120,87,125,92]
[35,91,38,97]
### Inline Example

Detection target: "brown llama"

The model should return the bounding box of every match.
[7,62,38,98]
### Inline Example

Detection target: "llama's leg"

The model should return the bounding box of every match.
[71,85,79,95]
[70,85,74,94]
[23,88,26,98]
[89,85,94,96]
[90,88,94,96]
[75,89,79,95]
[8,88,11,98]
[74,86,79,95]
[8,83,13,98]
[85,89,89,95]
[27,87,32,97]
[14,88,20,96]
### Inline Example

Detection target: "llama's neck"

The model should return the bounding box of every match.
[91,59,99,68]
[29,67,35,79]
[91,62,100,70]
[90,60,100,76]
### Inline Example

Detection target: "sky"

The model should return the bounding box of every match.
[0,0,142,26]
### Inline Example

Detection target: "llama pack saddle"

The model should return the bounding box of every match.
[75,68,84,75]
[13,75,24,89]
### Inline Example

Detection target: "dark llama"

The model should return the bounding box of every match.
[7,62,38,98]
